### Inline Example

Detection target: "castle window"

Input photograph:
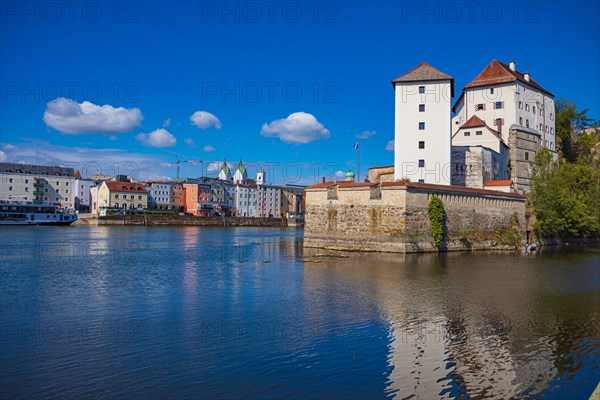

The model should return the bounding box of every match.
[418,179,425,183]
[533,106,536,114]
[475,103,485,111]
[519,117,523,125]
[490,88,494,94]
[494,101,504,109]
[525,104,530,111]
[418,159,425,168]
[525,152,529,161]
[419,104,425,112]
[418,86,425,94]
[526,119,529,127]
[418,122,425,130]
[464,131,471,136]
[519,101,523,109]
[419,141,425,149]
[476,131,482,135]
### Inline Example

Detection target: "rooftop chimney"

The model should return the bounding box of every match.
[322,176,325,183]
[509,61,516,71]
[524,72,530,82]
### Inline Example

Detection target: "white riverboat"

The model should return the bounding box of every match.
[0,203,78,226]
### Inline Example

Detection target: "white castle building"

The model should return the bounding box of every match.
[390,60,556,193]
[393,62,453,184]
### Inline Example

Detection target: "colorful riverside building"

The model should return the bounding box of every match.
[96,181,148,211]
[146,182,174,210]
[182,183,211,216]
[0,162,77,210]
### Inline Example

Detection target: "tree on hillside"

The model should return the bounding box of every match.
[555,99,598,163]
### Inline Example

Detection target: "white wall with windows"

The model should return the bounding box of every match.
[394,81,452,184]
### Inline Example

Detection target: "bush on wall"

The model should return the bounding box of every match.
[428,195,445,247]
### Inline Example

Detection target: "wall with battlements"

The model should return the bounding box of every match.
[304,181,526,253]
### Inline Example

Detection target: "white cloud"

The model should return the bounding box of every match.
[355,130,376,139]
[260,112,330,144]
[163,118,172,127]
[3,144,17,150]
[385,140,395,151]
[135,128,177,148]
[2,140,167,181]
[43,98,143,134]
[0,151,7,162]
[203,145,216,152]
[335,170,345,178]
[184,138,195,145]
[190,111,222,129]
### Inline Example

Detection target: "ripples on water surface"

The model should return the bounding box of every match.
[0,226,599,399]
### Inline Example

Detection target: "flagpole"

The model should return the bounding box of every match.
[358,140,361,183]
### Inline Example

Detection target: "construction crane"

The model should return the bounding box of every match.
[175,155,201,179]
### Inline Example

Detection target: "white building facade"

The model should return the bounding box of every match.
[234,184,257,217]
[452,60,556,152]
[147,182,173,210]
[256,186,281,218]
[393,62,453,184]
[0,163,77,209]
[74,178,94,212]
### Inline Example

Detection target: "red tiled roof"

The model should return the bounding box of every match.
[392,62,454,97]
[368,165,394,170]
[465,60,553,95]
[392,62,453,83]
[453,115,506,146]
[459,115,486,129]
[484,180,513,186]
[381,181,523,197]
[306,181,378,189]
[104,181,147,193]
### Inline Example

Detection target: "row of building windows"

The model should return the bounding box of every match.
[113,203,144,209]
[475,102,504,111]
[6,186,68,194]
[518,102,554,120]
[114,194,144,200]
[463,130,483,137]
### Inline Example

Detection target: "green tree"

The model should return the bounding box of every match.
[555,99,597,163]
[530,148,600,238]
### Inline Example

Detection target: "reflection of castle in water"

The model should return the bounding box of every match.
[301,251,571,399]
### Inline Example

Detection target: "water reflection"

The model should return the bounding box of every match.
[0,227,598,399]
[301,248,600,399]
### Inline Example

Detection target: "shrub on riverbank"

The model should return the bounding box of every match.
[530,148,600,238]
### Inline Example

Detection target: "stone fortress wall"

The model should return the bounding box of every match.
[304,181,526,253]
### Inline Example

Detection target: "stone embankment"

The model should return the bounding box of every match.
[304,181,527,253]
[73,214,290,227]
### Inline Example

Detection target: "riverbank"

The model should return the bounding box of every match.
[73,214,295,228]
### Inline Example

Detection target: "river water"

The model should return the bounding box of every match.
[0,226,598,399]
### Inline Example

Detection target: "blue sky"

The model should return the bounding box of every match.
[1,0,598,184]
